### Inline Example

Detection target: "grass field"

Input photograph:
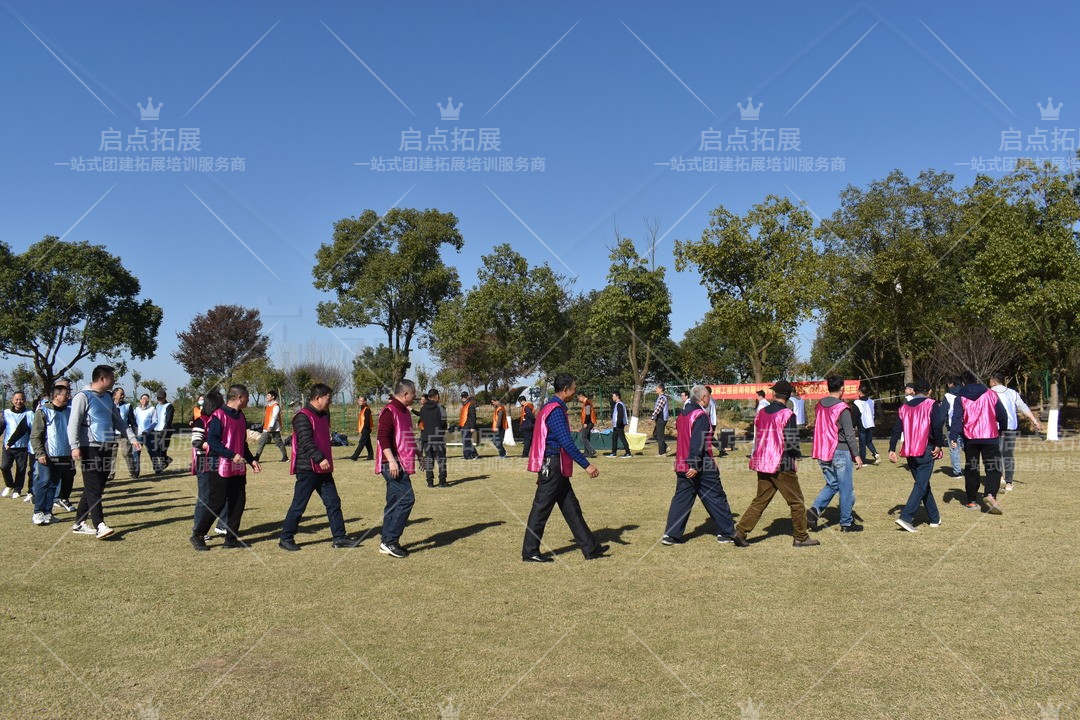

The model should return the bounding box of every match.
[1,434,1077,720]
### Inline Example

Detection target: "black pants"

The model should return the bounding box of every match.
[580,425,595,457]
[193,473,247,540]
[148,430,172,473]
[491,430,506,457]
[664,470,735,540]
[610,427,630,456]
[2,447,28,493]
[281,472,345,541]
[522,459,598,558]
[654,419,667,455]
[350,431,373,460]
[520,428,534,457]
[425,442,447,485]
[964,442,1002,503]
[462,427,478,459]
[75,446,109,528]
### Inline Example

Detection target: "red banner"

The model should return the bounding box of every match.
[708,380,861,401]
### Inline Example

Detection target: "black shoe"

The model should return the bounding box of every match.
[222,539,247,549]
[427,482,435,488]
[280,456,289,463]
[584,543,610,560]
[379,542,408,558]
[733,533,750,548]
[279,538,302,552]
[349,455,359,462]
[190,535,210,552]
[806,506,820,530]
[332,537,362,549]
[523,553,554,563]
[603,453,617,458]
[437,482,449,488]
[839,523,863,533]
[793,537,822,547]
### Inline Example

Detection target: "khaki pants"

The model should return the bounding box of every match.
[736,470,810,542]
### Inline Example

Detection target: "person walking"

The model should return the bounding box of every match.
[577,391,597,458]
[490,398,509,458]
[1,391,33,500]
[375,380,420,558]
[28,384,74,526]
[131,393,155,479]
[853,383,880,465]
[950,370,1008,514]
[734,380,819,548]
[943,377,964,478]
[349,396,374,461]
[67,365,143,539]
[420,389,448,488]
[278,384,362,551]
[148,390,174,474]
[518,396,536,458]
[522,373,606,562]
[806,376,863,533]
[458,391,478,460]
[606,391,631,458]
[106,387,136,481]
[989,372,1042,492]
[651,383,669,456]
[254,390,289,463]
[661,385,736,546]
[190,391,225,542]
[890,379,945,532]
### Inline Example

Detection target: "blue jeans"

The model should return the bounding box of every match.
[380,469,415,545]
[948,434,963,474]
[812,448,856,526]
[901,447,940,524]
[32,458,74,515]
[281,472,346,541]
[131,433,146,477]
[858,428,878,463]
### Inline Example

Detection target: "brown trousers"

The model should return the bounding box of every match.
[736,470,810,542]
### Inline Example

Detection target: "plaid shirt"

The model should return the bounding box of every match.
[651,393,668,420]
[543,398,591,469]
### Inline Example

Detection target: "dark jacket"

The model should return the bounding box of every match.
[684,410,716,474]
[292,403,330,466]
[419,401,446,442]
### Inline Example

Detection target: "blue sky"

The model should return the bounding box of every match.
[1,0,1076,392]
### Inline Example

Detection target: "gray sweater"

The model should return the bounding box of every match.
[818,396,860,458]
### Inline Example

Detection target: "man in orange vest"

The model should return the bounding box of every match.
[254,390,288,463]
[577,391,597,458]
[491,399,508,458]
[459,391,478,460]
[518,396,535,458]
[349,396,374,461]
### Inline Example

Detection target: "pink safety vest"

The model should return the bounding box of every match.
[674,408,712,473]
[962,389,1000,441]
[527,400,574,478]
[211,407,248,478]
[749,407,795,474]
[375,401,417,475]
[290,407,334,475]
[811,401,848,461]
[899,399,935,457]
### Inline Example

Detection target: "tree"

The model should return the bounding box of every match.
[430,244,570,392]
[0,237,163,392]
[915,325,1020,390]
[817,170,960,384]
[592,236,672,418]
[231,358,286,405]
[562,290,633,393]
[675,195,818,384]
[313,208,464,385]
[0,363,37,397]
[67,368,85,390]
[142,378,165,397]
[131,369,143,396]
[679,310,795,384]
[173,305,270,384]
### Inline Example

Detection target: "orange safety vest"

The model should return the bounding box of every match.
[193,406,202,420]
[581,402,597,425]
[262,402,278,430]
[520,401,534,420]
[492,406,507,430]
[356,406,370,433]
[459,400,473,426]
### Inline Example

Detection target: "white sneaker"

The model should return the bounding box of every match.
[43,513,55,524]
[11,492,20,500]
[929,520,942,527]
[23,493,32,503]
[72,521,96,535]
[1004,483,1013,492]
[213,527,228,536]
[894,518,918,533]
[1,487,10,497]
[95,522,115,539]
[32,512,46,525]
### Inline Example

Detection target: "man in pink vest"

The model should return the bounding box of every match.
[278,384,362,551]
[661,384,736,546]
[522,373,605,562]
[376,379,420,558]
[889,379,945,532]
[190,384,261,551]
[949,370,1008,514]
[734,380,819,547]
[806,376,863,533]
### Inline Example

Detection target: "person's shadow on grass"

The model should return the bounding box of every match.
[407,520,506,553]
[551,523,639,554]
[448,474,488,487]
[683,514,742,541]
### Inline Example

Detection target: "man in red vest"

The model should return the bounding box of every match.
[949,370,1008,513]
[278,384,362,551]
[661,384,736,545]
[522,373,605,562]
[889,379,945,532]
[734,380,819,547]
[376,379,420,558]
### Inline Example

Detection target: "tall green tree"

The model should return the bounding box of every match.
[313,208,464,385]
[430,244,569,394]
[592,237,672,418]
[680,309,795,384]
[0,237,163,392]
[675,195,817,384]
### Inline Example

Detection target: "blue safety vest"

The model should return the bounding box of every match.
[3,408,33,449]
[40,405,72,457]
[82,389,116,444]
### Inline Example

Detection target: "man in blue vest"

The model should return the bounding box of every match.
[131,393,155,478]
[1,391,34,499]
[29,384,74,525]
[67,365,142,539]
[106,387,136,481]
[149,390,174,474]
